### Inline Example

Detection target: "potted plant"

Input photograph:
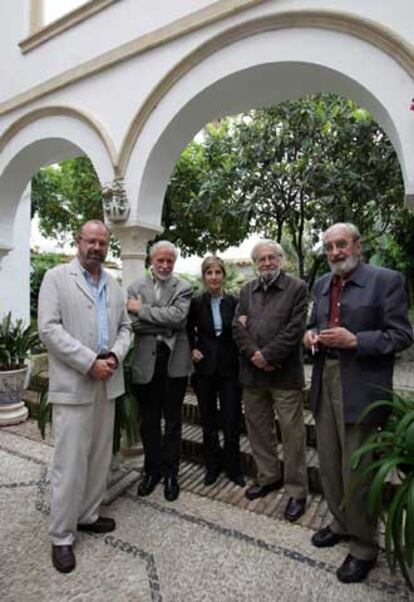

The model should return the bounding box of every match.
[351,392,414,590]
[0,312,38,424]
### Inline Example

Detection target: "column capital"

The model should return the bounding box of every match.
[110,222,162,256]
[110,222,162,287]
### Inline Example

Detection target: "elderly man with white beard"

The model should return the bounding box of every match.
[304,222,413,584]
[127,241,192,502]
[233,240,309,522]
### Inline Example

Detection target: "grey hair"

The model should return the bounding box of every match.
[323,223,361,242]
[149,240,178,260]
[251,239,284,262]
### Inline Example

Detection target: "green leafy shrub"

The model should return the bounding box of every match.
[0,312,38,371]
[351,393,414,590]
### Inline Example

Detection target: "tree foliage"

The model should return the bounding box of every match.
[32,157,103,240]
[162,123,251,256]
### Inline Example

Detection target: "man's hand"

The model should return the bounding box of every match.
[250,350,275,371]
[105,353,118,370]
[238,315,248,327]
[304,329,320,353]
[127,296,142,315]
[192,348,204,363]
[88,359,115,380]
[318,327,357,349]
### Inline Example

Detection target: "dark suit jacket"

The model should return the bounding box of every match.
[309,262,413,425]
[232,272,308,389]
[187,292,239,378]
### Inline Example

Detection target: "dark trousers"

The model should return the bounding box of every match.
[135,343,187,478]
[193,374,242,476]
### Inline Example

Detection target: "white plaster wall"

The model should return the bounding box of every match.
[0,185,31,322]
[1,0,414,109]
[0,0,214,102]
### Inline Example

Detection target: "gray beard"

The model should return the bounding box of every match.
[260,268,280,282]
[329,255,360,277]
[152,268,173,282]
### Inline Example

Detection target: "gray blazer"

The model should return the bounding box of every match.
[127,274,192,384]
[38,258,132,404]
[309,262,413,425]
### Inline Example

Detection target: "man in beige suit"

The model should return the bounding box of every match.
[38,220,131,574]
[127,241,192,502]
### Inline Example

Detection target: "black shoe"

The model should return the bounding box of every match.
[137,473,160,497]
[284,497,306,522]
[311,526,350,548]
[52,544,76,574]
[337,554,377,583]
[78,516,116,533]
[164,475,180,501]
[204,469,219,486]
[245,479,283,501]
[227,473,246,487]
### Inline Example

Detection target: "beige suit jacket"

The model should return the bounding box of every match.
[127,273,192,384]
[38,258,131,404]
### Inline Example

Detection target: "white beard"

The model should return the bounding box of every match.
[260,268,280,282]
[329,255,360,276]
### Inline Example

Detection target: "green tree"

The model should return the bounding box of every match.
[162,122,250,256]
[32,156,105,244]
[231,96,404,284]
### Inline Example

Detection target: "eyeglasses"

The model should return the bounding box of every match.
[323,239,354,253]
[78,237,109,248]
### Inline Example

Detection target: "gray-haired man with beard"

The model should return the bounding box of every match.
[127,241,192,502]
[233,240,308,522]
[304,223,412,584]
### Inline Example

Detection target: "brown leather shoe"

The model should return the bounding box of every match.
[78,516,116,533]
[52,544,76,573]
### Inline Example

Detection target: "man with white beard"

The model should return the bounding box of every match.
[233,240,308,522]
[304,223,412,584]
[127,241,192,502]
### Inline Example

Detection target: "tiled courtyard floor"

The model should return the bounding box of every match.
[1,418,413,601]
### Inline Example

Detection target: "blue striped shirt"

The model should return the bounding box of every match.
[81,267,109,354]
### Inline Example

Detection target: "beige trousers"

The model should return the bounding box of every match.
[315,360,378,560]
[243,386,308,498]
[49,383,115,546]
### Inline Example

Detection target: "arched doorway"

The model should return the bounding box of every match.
[0,109,115,320]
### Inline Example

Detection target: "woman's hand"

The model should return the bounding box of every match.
[192,348,204,363]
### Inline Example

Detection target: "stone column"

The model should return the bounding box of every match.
[108,222,162,465]
[111,222,162,287]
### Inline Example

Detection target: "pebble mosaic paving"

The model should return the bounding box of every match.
[0,428,412,601]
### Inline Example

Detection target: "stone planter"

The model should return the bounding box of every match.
[0,366,29,425]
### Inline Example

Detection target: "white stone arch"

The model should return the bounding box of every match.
[0,108,116,320]
[123,17,414,229]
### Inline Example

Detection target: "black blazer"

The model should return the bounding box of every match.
[187,292,240,378]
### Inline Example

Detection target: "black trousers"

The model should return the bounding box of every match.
[193,374,242,476]
[135,343,187,478]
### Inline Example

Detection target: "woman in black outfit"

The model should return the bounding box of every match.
[187,256,245,487]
